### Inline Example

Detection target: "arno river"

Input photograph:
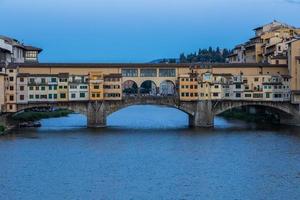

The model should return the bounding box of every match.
[0,106,300,200]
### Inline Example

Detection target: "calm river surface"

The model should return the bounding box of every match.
[1,105,300,200]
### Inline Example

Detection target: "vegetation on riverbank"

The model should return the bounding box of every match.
[12,109,73,122]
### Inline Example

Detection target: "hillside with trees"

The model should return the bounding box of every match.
[179,47,232,63]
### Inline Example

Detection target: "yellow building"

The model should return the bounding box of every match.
[0,73,6,113]
[288,39,300,103]
[89,72,104,100]
[57,73,69,101]
[5,67,18,112]
[179,72,199,101]
[103,74,122,100]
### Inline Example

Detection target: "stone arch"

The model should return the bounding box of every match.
[105,97,194,117]
[159,80,176,96]
[140,80,157,96]
[122,80,138,96]
[15,102,88,117]
[213,101,297,117]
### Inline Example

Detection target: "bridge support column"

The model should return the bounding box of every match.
[189,100,214,128]
[87,101,107,128]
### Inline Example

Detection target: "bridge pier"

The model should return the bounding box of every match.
[87,101,107,128]
[189,101,214,128]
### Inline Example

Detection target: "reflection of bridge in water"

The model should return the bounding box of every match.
[7,96,300,128]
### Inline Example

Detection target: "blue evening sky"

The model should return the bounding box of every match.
[1,0,300,63]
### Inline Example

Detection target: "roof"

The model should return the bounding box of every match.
[212,73,233,78]
[281,74,292,79]
[24,46,43,53]
[8,62,289,69]
[271,55,288,60]
[104,73,122,78]
[227,53,238,58]
[0,35,42,52]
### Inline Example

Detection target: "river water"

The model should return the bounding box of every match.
[0,105,300,200]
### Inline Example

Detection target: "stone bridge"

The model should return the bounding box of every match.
[2,97,300,128]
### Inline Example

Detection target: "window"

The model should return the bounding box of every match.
[70,85,77,89]
[235,84,241,89]
[80,85,88,89]
[49,94,53,99]
[9,77,14,81]
[60,93,66,99]
[29,86,34,90]
[254,78,259,82]
[29,95,34,99]
[235,93,241,98]
[181,93,185,97]
[214,85,219,89]
[20,86,24,91]
[36,86,39,90]
[245,94,252,98]
[253,93,263,98]
[59,78,68,82]
[29,78,35,83]
[54,94,57,99]
[94,85,100,89]
[41,78,46,84]
[54,86,57,90]
[122,69,138,77]
[41,95,47,99]
[9,86,14,91]
[35,95,40,99]
[159,69,176,77]
[25,51,37,59]
[80,93,85,98]
[266,93,270,98]
[49,86,52,90]
[213,93,219,97]
[41,86,45,91]
[140,69,157,77]
[274,94,282,98]
[9,95,14,101]
[51,78,57,82]
[20,77,24,82]
[71,93,76,99]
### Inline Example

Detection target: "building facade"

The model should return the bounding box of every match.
[228,21,300,65]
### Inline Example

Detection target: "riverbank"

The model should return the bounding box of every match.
[12,109,73,122]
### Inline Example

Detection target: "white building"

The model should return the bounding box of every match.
[68,75,89,101]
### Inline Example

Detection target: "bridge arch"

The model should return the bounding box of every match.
[15,102,89,117]
[213,101,298,118]
[140,80,157,96]
[159,80,176,96]
[122,80,138,95]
